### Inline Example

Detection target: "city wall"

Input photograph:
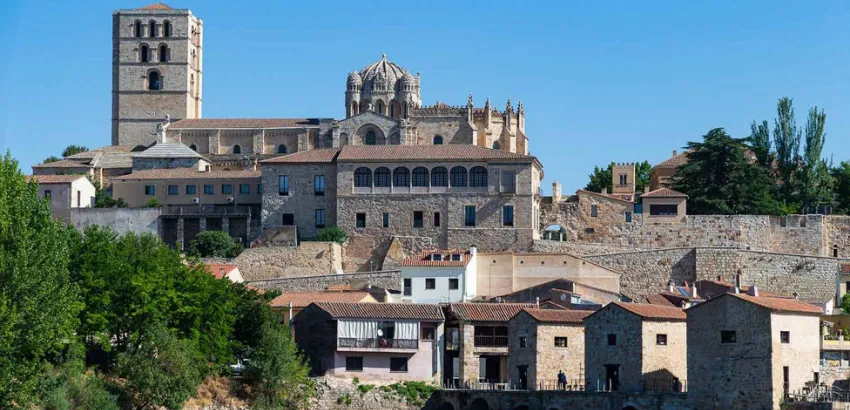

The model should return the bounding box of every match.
[69,207,161,236]
[246,270,400,293]
[234,241,343,280]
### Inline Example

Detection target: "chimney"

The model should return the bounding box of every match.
[746,285,759,297]
[644,186,650,194]
[668,280,675,293]
[735,272,741,289]
[601,187,608,195]
[733,286,740,294]
[673,150,678,157]
[691,283,698,298]
[717,275,723,282]
[536,296,540,309]
[552,181,562,203]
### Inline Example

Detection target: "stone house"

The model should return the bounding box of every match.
[649,150,688,191]
[508,308,590,390]
[443,303,536,388]
[584,302,687,393]
[27,175,96,221]
[291,301,444,382]
[493,278,619,310]
[687,291,823,410]
[129,142,211,171]
[399,248,477,303]
[639,188,688,223]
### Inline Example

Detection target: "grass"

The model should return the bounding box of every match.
[356,383,374,396]
[382,381,436,406]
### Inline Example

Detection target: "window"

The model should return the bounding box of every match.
[412,211,424,228]
[345,356,363,371]
[554,337,567,347]
[412,167,429,187]
[159,45,168,62]
[500,170,516,193]
[282,214,294,225]
[258,183,263,193]
[148,20,156,37]
[239,184,250,194]
[433,135,443,145]
[469,166,488,187]
[625,211,632,222]
[431,166,448,187]
[163,20,171,37]
[374,167,391,187]
[382,212,389,228]
[493,142,500,149]
[721,330,736,344]
[354,167,372,188]
[140,44,149,62]
[421,326,435,341]
[233,145,242,154]
[450,166,467,187]
[277,144,287,154]
[619,174,627,185]
[44,190,51,199]
[464,205,476,227]
[222,184,232,195]
[656,334,667,346]
[503,205,514,227]
[649,204,678,216]
[434,212,441,227]
[390,357,408,372]
[403,278,412,296]
[425,278,436,290]
[393,167,410,187]
[147,71,161,90]
[144,185,155,195]
[607,334,616,346]
[315,209,326,229]
[834,246,839,258]
[167,185,178,195]
[519,336,527,348]
[591,204,598,217]
[781,331,790,344]
[356,213,366,228]
[134,20,142,37]
[449,278,459,290]
[189,144,197,151]
[203,184,214,194]
[451,253,461,261]
[278,176,289,196]
[376,101,385,115]
[314,175,325,195]
[365,130,377,145]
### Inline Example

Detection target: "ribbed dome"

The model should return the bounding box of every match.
[359,54,411,90]
[400,71,416,85]
[347,71,362,85]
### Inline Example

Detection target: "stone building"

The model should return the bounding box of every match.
[494,278,619,309]
[649,150,688,191]
[584,302,687,393]
[399,248,477,303]
[26,175,96,221]
[686,291,823,410]
[291,301,444,382]
[508,308,590,390]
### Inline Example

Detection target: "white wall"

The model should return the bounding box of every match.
[400,265,475,303]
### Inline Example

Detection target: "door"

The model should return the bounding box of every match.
[783,366,790,398]
[518,365,528,390]
[604,364,620,391]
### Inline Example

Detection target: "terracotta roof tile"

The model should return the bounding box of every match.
[449,303,537,322]
[312,302,444,320]
[32,159,91,169]
[654,151,690,168]
[204,263,238,280]
[112,168,260,181]
[168,118,323,129]
[336,145,538,163]
[840,264,850,274]
[518,308,591,323]
[140,2,172,10]
[262,149,340,164]
[644,294,677,307]
[402,249,471,267]
[271,292,375,308]
[26,175,88,184]
[641,188,688,198]
[613,302,686,320]
[729,293,823,314]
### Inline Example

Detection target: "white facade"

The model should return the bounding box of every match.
[400,249,477,303]
[33,177,96,221]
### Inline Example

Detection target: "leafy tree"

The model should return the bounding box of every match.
[773,97,802,203]
[43,155,62,164]
[841,293,850,315]
[0,152,81,406]
[831,161,850,214]
[188,230,244,258]
[246,322,314,409]
[749,119,773,168]
[145,197,162,208]
[316,226,348,244]
[62,145,89,158]
[584,161,651,194]
[89,177,128,208]
[797,107,832,211]
[671,128,782,215]
[116,325,204,410]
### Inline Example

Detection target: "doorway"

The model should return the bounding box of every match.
[517,365,528,390]
[479,355,502,383]
[604,364,620,391]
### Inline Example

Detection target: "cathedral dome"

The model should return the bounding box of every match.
[359,54,411,91]
[347,71,362,86]
[400,71,416,85]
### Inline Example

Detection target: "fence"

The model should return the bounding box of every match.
[337,337,418,349]
[787,385,850,403]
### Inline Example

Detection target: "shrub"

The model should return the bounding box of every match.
[385,381,436,406]
[352,377,359,385]
[316,226,347,244]
[145,197,163,208]
[245,323,314,409]
[188,230,244,258]
[356,384,374,396]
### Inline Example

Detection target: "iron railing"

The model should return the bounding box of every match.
[161,205,254,216]
[474,335,508,347]
[337,337,418,349]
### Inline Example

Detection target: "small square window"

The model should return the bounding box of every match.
[167,185,178,195]
[186,184,197,195]
[451,254,461,261]
[554,337,567,347]
[656,334,667,346]
[721,330,737,344]
[345,356,363,371]
[519,336,527,348]
[502,205,514,226]
[144,185,155,195]
[434,212,441,227]
[222,184,233,195]
[449,278,459,290]
[421,326,435,341]
[44,190,52,199]
[239,183,250,194]
[781,331,790,344]
[390,357,408,372]
[425,278,435,289]
[382,212,389,228]
[607,334,616,346]
[413,211,424,228]
[203,184,214,195]
[591,204,598,217]
[403,278,412,296]
[356,213,366,228]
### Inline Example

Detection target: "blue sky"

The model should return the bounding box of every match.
[1,0,848,193]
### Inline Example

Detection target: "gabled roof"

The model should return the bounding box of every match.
[644,294,677,307]
[26,175,88,184]
[402,249,471,267]
[132,143,206,159]
[204,263,238,280]
[140,2,172,10]
[654,151,689,168]
[112,168,260,181]
[311,302,444,321]
[168,118,323,129]
[448,303,537,322]
[641,188,688,198]
[517,308,591,324]
[336,145,538,163]
[595,302,686,321]
[271,292,375,308]
[262,149,341,164]
[688,293,823,315]
[32,159,91,169]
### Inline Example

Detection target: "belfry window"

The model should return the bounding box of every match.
[134,21,142,37]
[149,21,157,38]
[278,144,287,154]
[159,45,168,62]
[147,71,161,90]
[365,130,377,145]
[163,21,172,37]
[233,145,242,154]
[377,101,385,114]
[433,135,444,145]
[140,45,149,62]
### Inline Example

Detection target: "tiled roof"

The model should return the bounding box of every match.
[271,292,374,308]
[26,175,87,184]
[729,293,823,314]
[840,264,850,274]
[312,302,444,321]
[32,159,91,168]
[613,302,686,320]
[132,143,205,159]
[576,189,635,204]
[204,263,238,280]
[401,249,471,267]
[112,168,260,181]
[262,149,341,164]
[641,188,688,198]
[654,151,689,168]
[140,2,172,10]
[645,294,677,307]
[449,303,537,322]
[519,308,590,323]
[336,145,538,163]
[168,118,322,129]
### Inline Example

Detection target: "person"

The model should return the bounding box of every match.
[557,370,566,390]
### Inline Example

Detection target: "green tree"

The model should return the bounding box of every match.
[62,145,89,158]
[584,161,651,194]
[671,128,782,215]
[43,155,62,164]
[831,161,850,214]
[188,230,244,258]
[116,325,204,410]
[841,293,850,315]
[316,226,348,244]
[797,107,832,211]
[0,152,81,406]
[749,119,773,168]
[89,177,128,208]
[246,322,314,410]
[145,197,163,208]
[773,97,802,204]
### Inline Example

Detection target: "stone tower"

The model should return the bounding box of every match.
[112,3,203,147]
[345,54,421,119]
[611,162,636,196]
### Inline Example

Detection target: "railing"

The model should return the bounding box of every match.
[537,379,586,391]
[474,335,508,347]
[161,205,254,216]
[442,379,585,391]
[786,384,850,403]
[337,337,418,349]
[445,341,459,351]
[642,377,687,392]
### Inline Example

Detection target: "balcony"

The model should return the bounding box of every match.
[160,205,253,217]
[337,337,418,352]
[822,335,850,351]
[474,335,508,348]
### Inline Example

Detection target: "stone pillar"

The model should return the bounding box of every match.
[459,323,478,386]
[176,217,185,250]
[253,130,264,154]
[552,181,562,202]
[222,217,230,236]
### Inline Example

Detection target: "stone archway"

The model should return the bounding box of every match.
[543,224,568,241]
[356,124,386,145]
[438,403,456,410]
[469,398,490,410]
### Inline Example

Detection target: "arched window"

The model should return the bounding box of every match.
[450,166,468,187]
[159,45,168,62]
[149,21,157,38]
[433,135,444,145]
[431,166,448,187]
[412,167,429,187]
[493,141,501,149]
[354,167,372,187]
[374,167,391,187]
[189,144,197,151]
[233,145,242,154]
[277,144,287,154]
[393,167,410,187]
[390,103,395,118]
[470,166,488,187]
[365,130,377,145]
[134,20,142,37]
[351,102,358,117]
[376,100,384,115]
[147,71,161,90]
[163,20,171,37]
[140,44,149,62]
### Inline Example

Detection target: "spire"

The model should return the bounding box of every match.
[485,97,491,109]
[468,93,474,107]
[381,53,387,60]
[505,99,513,114]
[518,100,524,114]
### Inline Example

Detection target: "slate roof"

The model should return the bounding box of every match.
[611,302,687,321]
[132,143,206,159]
[271,292,375,308]
[112,168,260,181]
[401,249,471,267]
[518,308,591,324]
[262,149,341,164]
[168,118,323,129]
[641,188,688,198]
[644,294,678,307]
[448,303,537,322]
[312,302,444,321]
[32,159,91,169]
[204,263,238,280]
[26,175,87,184]
[336,145,538,163]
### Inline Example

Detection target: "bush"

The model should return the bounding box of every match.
[316,227,347,244]
[188,230,244,258]
[384,382,436,406]
[145,197,163,208]
[245,322,314,409]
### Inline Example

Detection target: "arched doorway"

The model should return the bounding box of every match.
[543,224,567,241]
[470,398,490,410]
[356,124,385,145]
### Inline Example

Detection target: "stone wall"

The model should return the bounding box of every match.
[69,207,161,236]
[234,242,342,280]
[247,270,400,293]
[531,239,646,256]
[826,216,850,258]
[583,248,696,300]
[424,389,690,410]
